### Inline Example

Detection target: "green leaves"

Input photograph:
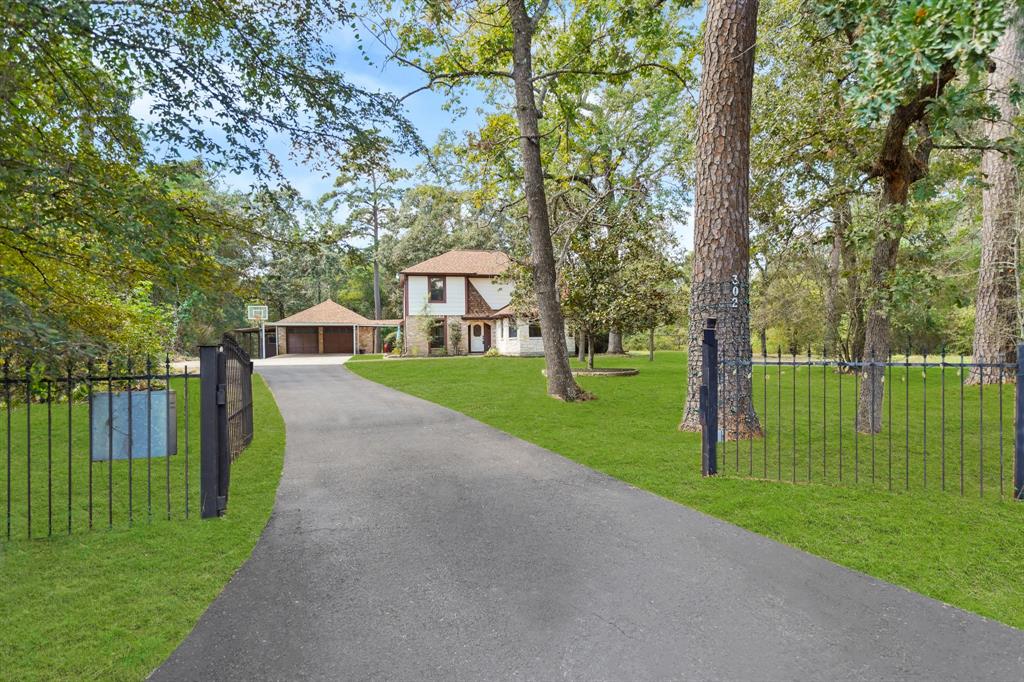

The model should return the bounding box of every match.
[2,0,416,358]
[818,0,1007,123]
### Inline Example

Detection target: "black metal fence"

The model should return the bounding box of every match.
[198,335,254,519]
[1,338,255,541]
[699,326,1023,501]
[222,334,254,460]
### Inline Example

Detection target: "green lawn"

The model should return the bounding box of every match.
[348,353,385,362]
[0,374,285,681]
[719,353,1014,495]
[348,351,1024,629]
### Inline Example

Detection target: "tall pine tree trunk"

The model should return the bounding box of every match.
[680,0,762,437]
[508,0,586,400]
[970,9,1022,383]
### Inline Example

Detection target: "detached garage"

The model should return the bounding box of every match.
[271,300,401,355]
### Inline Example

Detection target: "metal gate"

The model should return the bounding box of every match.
[199,334,254,518]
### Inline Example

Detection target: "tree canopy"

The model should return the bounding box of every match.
[1,0,409,359]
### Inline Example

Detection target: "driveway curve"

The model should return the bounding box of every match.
[153,364,1024,681]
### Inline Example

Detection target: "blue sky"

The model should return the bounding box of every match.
[214,25,486,201]
[199,22,694,250]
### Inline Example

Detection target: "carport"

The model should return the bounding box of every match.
[271,300,400,355]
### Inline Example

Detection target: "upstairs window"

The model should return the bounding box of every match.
[428,276,446,303]
[528,321,542,338]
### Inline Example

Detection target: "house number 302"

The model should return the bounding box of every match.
[730,274,740,308]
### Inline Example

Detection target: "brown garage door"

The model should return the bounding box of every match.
[287,327,318,354]
[323,326,354,354]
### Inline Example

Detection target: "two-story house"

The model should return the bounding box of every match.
[400,249,576,356]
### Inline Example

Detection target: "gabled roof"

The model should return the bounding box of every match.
[272,300,371,326]
[400,250,510,277]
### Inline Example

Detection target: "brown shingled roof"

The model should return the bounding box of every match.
[400,250,510,276]
[272,300,372,326]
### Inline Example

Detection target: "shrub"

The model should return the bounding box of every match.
[448,322,463,355]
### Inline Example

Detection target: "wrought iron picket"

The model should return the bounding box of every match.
[199,335,254,519]
[700,328,1023,502]
[1,338,255,540]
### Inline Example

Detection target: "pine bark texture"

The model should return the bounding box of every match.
[508,0,586,400]
[680,0,762,436]
[970,11,1023,384]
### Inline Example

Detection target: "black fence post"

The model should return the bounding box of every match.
[216,346,230,513]
[701,319,718,477]
[199,344,227,518]
[1015,343,1024,500]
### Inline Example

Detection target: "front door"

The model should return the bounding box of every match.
[470,323,484,353]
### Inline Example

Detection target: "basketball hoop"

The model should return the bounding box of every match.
[246,304,269,323]
[246,305,270,360]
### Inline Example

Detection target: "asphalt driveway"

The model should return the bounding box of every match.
[152,364,1024,680]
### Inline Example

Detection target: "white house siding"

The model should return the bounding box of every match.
[495,318,520,355]
[494,317,575,357]
[406,275,466,316]
[402,276,577,356]
[469,277,512,310]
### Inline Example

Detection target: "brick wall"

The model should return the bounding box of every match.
[358,326,375,354]
[405,315,470,355]
[404,316,431,356]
